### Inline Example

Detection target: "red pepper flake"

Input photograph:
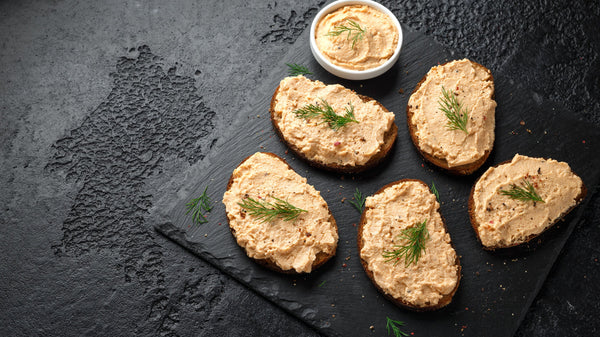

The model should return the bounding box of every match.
[582,140,586,144]
[352,223,356,227]
[342,263,347,268]
[483,116,487,120]
[465,307,469,311]
[257,196,262,199]
[218,223,222,226]
[411,333,415,336]
[456,86,459,91]
[490,221,494,224]
[334,141,341,146]
[421,164,424,167]
[462,325,468,329]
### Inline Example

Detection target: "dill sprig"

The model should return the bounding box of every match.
[326,19,366,48]
[238,196,307,223]
[439,85,469,133]
[500,179,545,203]
[430,181,440,202]
[185,187,212,224]
[386,317,409,337]
[349,188,365,213]
[286,63,312,76]
[383,220,429,267]
[293,98,358,131]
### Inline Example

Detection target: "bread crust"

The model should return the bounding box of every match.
[406,60,494,175]
[271,84,397,174]
[225,152,338,273]
[468,159,587,250]
[357,179,462,311]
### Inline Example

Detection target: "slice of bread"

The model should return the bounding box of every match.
[469,154,586,249]
[407,59,496,175]
[271,75,397,173]
[357,179,461,311]
[222,152,338,273]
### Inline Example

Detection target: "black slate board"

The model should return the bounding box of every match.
[155,25,600,337]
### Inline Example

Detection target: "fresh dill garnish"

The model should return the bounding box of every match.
[439,85,469,133]
[326,19,366,48]
[386,317,409,337]
[286,63,312,76]
[349,188,365,213]
[383,220,429,267]
[238,196,307,223]
[293,98,358,131]
[431,181,440,202]
[185,187,212,224]
[500,179,545,203]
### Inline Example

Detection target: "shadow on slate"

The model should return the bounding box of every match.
[155,25,600,337]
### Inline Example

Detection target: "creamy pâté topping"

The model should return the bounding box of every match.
[472,154,584,247]
[273,75,395,166]
[222,152,337,273]
[315,5,398,70]
[408,59,496,167]
[359,181,459,307]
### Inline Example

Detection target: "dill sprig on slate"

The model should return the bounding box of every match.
[349,188,365,213]
[386,317,409,337]
[383,220,429,267]
[293,98,358,131]
[185,187,212,224]
[238,196,307,223]
[286,63,312,76]
[430,181,440,202]
[500,179,545,203]
[326,19,366,48]
[439,85,469,133]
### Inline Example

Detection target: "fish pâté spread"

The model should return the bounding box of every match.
[315,4,399,70]
[222,152,338,273]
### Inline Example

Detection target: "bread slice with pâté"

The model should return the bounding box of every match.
[271,75,397,173]
[357,179,461,311]
[407,59,496,175]
[222,152,338,273]
[469,154,586,249]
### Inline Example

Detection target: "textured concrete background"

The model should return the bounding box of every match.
[1,0,598,336]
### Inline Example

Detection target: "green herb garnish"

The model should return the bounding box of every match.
[439,85,469,133]
[431,181,440,202]
[186,187,212,224]
[383,220,429,267]
[286,63,312,76]
[500,179,544,203]
[318,280,327,287]
[238,196,307,223]
[293,98,358,131]
[386,317,409,337]
[326,19,366,49]
[349,188,365,213]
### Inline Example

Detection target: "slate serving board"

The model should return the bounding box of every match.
[155,24,600,336]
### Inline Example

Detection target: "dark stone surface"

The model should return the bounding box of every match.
[0,0,598,336]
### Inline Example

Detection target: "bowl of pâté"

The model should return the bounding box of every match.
[310,0,402,80]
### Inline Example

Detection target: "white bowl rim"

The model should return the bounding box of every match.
[309,0,403,78]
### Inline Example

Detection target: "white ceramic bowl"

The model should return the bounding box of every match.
[310,0,403,80]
